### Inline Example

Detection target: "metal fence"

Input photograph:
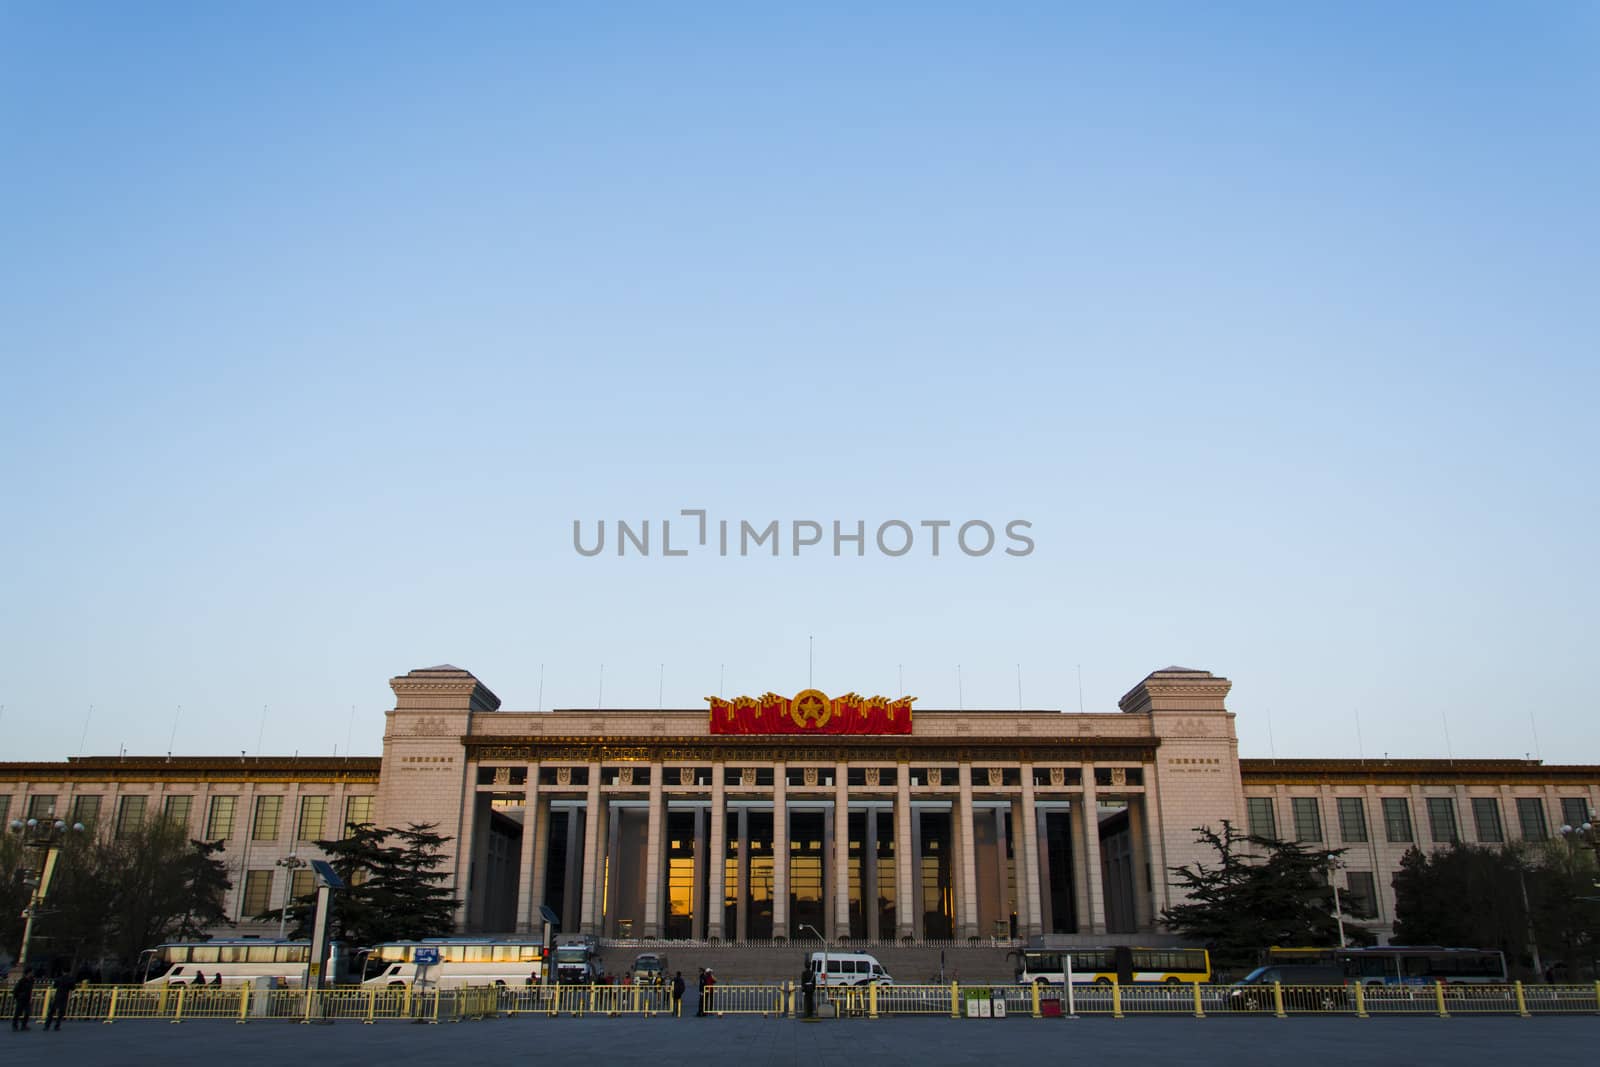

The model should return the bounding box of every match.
[0,984,499,1024]
[1,980,1596,1023]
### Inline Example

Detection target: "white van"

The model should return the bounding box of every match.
[806,952,893,986]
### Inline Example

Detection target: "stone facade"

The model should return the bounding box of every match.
[3,663,1596,944]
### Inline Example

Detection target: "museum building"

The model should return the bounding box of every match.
[2,664,1596,945]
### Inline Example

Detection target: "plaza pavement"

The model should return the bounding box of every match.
[1,1015,1596,1066]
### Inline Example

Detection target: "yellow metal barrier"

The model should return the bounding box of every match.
[14,980,1600,1024]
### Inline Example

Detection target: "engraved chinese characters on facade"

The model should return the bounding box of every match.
[409,716,450,737]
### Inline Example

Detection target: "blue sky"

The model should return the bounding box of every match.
[2,3,1596,762]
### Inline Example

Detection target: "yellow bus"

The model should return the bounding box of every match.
[1014,946,1211,985]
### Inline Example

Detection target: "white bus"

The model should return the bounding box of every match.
[361,937,545,989]
[1013,947,1212,985]
[141,939,355,987]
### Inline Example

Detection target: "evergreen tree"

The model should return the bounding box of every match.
[1161,821,1367,969]
[1393,840,1600,978]
[2,819,230,975]
[257,821,459,945]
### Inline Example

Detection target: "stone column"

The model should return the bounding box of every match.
[516,767,542,933]
[579,765,603,934]
[1077,765,1105,935]
[643,762,665,936]
[1018,765,1043,937]
[772,762,789,939]
[834,762,850,941]
[895,772,914,940]
[1142,761,1171,917]
[708,767,727,940]
[957,763,979,939]
[529,793,551,927]
[454,775,479,930]
[1125,796,1154,932]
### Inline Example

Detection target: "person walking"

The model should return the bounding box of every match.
[671,971,686,1016]
[695,968,707,1016]
[11,971,35,1031]
[44,971,75,1031]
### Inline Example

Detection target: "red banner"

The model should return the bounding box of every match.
[708,688,914,735]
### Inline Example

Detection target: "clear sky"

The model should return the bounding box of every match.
[1,3,1595,763]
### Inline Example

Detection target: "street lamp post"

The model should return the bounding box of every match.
[275,854,307,940]
[1326,853,1347,948]
[8,815,86,975]
[1559,808,1600,888]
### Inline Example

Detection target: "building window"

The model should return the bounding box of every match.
[207,795,237,840]
[0,797,9,824]
[1426,797,1459,844]
[241,870,274,919]
[1246,797,1276,840]
[26,795,57,821]
[291,868,317,901]
[1291,798,1323,843]
[164,795,193,830]
[1345,871,1378,919]
[1382,798,1413,843]
[344,795,375,831]
[1471,798,1504,843]
[252,796,283,841]
[1336,798,1368,843]
[1560,797,1592,831]
[297,796,328,841]
[1516,797,1548,841]
[116,795,147,838]
[69,795,103,827]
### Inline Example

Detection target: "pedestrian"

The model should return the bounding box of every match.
[695,968,707,1016]
[211,972,222,987]
[671,971,685,1016]
[11,970,34,1031]
[801,963,816,1019]
[703,968,716,1016]
[192,969,205,986]
[45,971,75,1031]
